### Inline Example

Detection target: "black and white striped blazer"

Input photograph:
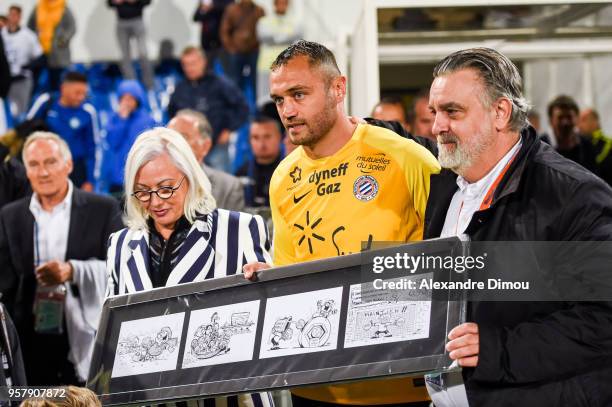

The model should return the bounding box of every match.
[106,209,274,407]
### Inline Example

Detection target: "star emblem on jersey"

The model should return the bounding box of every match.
[353,175,379,202]
[290,166,302,183]
[294,211,325,254]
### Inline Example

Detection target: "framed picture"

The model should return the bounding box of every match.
[88,237,464,406]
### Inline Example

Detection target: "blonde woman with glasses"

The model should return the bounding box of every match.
[106,127,273,407]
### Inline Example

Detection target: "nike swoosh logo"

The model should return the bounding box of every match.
[293,190,312,204]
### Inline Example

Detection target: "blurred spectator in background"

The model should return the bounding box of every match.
[256,0,302,103]
[220,0,265,101]
[2,5,43,118]
[0,147,30,210]
[28,0,76,93]
[578,107,600,136]
[0,15,7,29]
[0,33,11,135]
[26,71,99,191]
[107,0,154,90]
[0,120,52,209]
[527,108,541,135]
[547,95,598,175]
[237,115,282,207]
[411,88,434,140]
[578,107,612,186]
[102,79,155,197]
[371,96,411,132]
[168,109,245,211]
[0,119,49,209]
[193,0,232,73]
[168,46,249,172]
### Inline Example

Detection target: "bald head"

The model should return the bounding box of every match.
[578,108,600,136]
[168,114,212,163]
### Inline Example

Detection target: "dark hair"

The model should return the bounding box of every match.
[433,47,529,132]
[409,88,430,124]
[547,95,579,118]
[9,5,22,13]
[62,71,88,84]
[271,40,340,85]
[251,114,282,136]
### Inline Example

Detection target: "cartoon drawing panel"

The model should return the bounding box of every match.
[181,300,260,368]
[259,287,343,359]
[112,312,185,378]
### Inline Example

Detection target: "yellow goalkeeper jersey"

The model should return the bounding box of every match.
[269,123,440,404]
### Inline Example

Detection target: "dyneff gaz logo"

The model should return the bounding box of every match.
[308,162,349,197]
[353,175,379,201]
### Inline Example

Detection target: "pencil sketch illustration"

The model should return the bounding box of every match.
[182,300,260,368]
[344,277,432,348]
[270,299,336,350]
[259,287,343,359]
[118,326,179,362]
[112,313,185,378]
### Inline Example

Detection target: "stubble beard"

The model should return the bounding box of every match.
[288,95,337,149]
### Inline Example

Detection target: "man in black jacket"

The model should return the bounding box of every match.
[424,47,612,406]
[168,46,249,172]
[0,131,123,385]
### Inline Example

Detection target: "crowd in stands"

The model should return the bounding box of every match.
[0,0,611,398]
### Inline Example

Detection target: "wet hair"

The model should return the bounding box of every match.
[547,95,579,118]
[433,47,530,132]
[271,40,340,87]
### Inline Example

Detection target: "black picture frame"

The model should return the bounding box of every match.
[88,237,465,406]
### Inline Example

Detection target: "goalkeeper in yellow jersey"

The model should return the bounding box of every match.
[244,40,440,406]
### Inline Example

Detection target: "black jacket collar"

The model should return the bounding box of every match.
[424,126,539,239]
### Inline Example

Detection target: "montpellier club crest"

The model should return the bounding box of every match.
[353,175,379,202]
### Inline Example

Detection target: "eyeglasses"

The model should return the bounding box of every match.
[132,176,186,202]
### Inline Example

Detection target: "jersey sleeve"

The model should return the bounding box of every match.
[269,171,296,266]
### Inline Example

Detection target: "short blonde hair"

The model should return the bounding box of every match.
[19,399,59,407]
[55,386,101,407]
[22,131,73,164]
[124,127,216,230]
